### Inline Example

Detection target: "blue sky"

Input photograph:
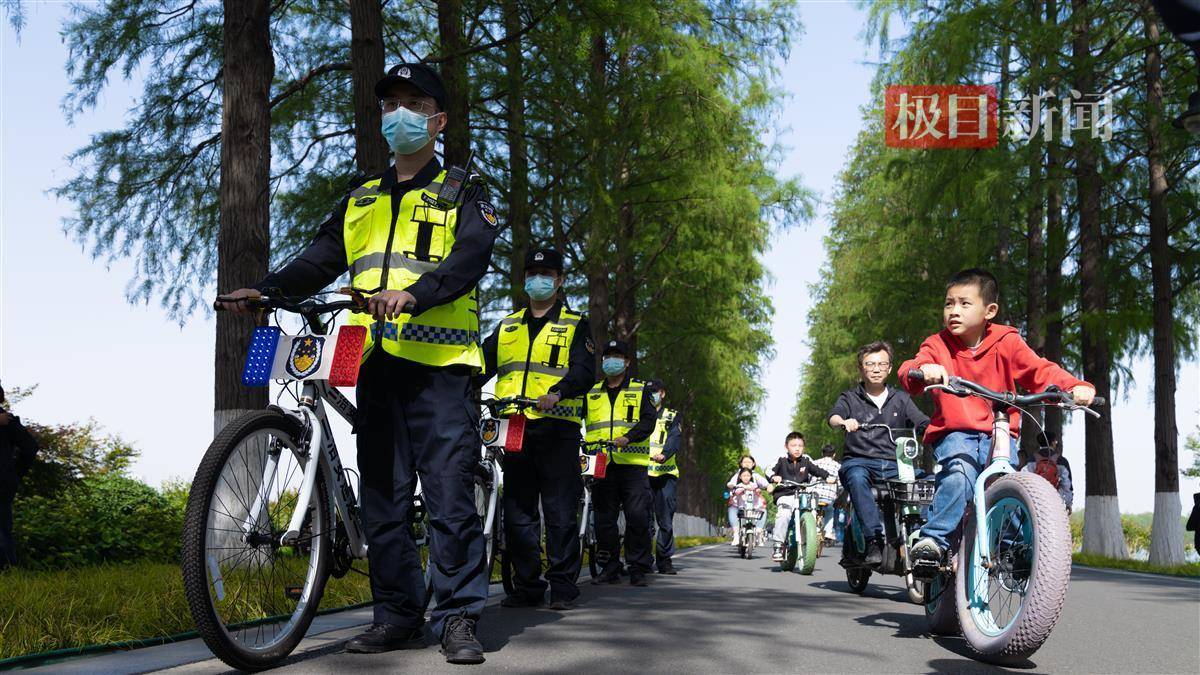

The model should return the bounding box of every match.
[2,1,1197,513]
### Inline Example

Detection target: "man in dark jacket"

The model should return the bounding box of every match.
[0,384,39,569]
[828,341,929,567]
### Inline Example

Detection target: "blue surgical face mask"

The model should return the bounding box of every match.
[381,107,435,155]
[650,392,663,406]
[601,357,626,377]
[524,275,557,301]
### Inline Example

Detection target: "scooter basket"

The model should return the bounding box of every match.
[887,479,935,505]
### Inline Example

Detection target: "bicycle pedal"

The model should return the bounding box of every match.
[910,558,946,579]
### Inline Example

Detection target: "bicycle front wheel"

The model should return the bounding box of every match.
[955,472,1071,663]
[181,410,331,671]
[797,510,819,575]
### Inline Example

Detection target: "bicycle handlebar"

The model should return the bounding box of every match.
[215,290,416,316]
[214,294,365,315]
[482,397,540,414]
[906,369,1106,410]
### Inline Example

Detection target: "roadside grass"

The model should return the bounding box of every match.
[1072,552,1200,578]
[675,536,724,549]
[1,534,724,662]
[0,561,372,662]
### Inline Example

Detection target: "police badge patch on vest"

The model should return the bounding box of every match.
[477,201,499,228]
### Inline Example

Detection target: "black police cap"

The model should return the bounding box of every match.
[524,247,564,273]
[647,379,665,393]
[602,340,630,357]
[375,63,446,111]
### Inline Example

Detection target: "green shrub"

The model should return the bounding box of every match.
[13,474,183,569]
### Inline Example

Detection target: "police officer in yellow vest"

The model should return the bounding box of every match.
[218,63,493,664]
[479,247,594,611]
[645,380,683,575]
[584,340,658,587]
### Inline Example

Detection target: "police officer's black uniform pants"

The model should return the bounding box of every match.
[649,474,677,570]
[355,353,487,637]
[502,423,583,602]
[593,462,652,574]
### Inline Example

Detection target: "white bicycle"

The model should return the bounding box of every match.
[182,293,490,670]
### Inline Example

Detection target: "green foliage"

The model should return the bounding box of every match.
[794,0,1200,462]
[13,474,183,570]
[1182,425,1200,478]
[21,420,139,495]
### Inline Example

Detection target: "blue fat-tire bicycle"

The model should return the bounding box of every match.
[908,370,1103,664]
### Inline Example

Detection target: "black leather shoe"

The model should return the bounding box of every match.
[592,565,621,585]
[500,594,544,608]
[440,614,485,664]
[864,537,884,568]
[657,561,677,575]
[344,623,424,654]
[547,597,578,610]
[630,572,648,587]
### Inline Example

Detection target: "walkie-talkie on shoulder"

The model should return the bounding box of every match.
[423,149,476,210]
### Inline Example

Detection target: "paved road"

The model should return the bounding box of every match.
[42,543,1200,674]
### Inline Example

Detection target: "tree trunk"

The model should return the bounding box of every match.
[504,0,531,311]
[1043,0,1065,445]
[436,0,470,167]
[1021,145,1046,465]
[215,0,273,432]
[349,0,388,175]
[1073,0,1126,558]
[1143,6,1184,565]
[1021,0,1047,466]
[585,28,611,362]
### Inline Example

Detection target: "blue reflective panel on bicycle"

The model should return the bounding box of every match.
[242,326,282,386]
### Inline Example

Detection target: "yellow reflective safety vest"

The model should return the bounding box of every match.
[343,170,482,369]
[647,408,679,478]
[493,306,584,423]
[584,379,650,466]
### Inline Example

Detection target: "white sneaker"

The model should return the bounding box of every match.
[771,546,784,561]
[729,530,740,545]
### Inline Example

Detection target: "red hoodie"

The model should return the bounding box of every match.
[898,323,1092,446]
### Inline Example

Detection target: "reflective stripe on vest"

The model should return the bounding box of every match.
[342,171,482,369]
[647,408,680,478]
[493,307,584,423]
[584,380,649,466]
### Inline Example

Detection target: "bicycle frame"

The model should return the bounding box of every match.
[967,404,1017,601]
[240,379,368,559]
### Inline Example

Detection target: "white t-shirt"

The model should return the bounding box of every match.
[866,389,888,411]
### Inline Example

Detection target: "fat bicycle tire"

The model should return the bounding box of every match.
[181,410,332,671]
[955,472,1071,663]
[798,510,819,575]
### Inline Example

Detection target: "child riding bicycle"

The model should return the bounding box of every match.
[898,268,1095,566]
[767,432,835,561]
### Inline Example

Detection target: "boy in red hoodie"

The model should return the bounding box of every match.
[899,269,1095,565]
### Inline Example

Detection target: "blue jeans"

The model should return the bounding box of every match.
[839,457,899,539]
[921,431,992,549]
